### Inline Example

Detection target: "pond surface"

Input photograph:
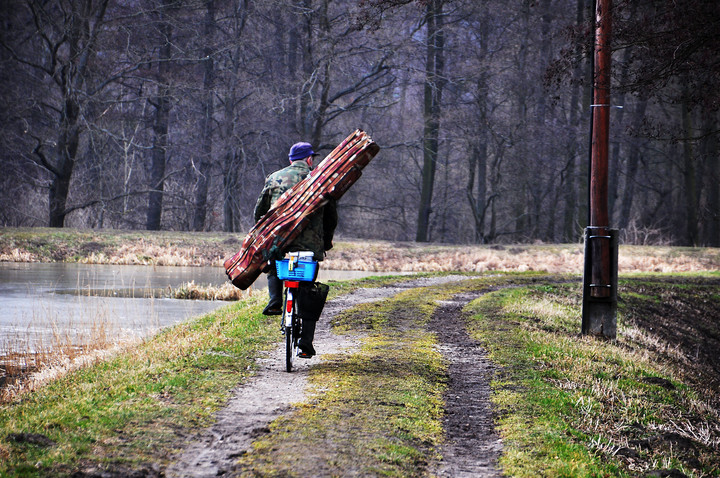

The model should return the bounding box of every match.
[0,262,399,354]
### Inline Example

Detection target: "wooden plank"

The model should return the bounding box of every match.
[224,130,380,290]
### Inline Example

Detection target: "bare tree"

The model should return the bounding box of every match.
[1,0,717,247]
[145,0,176,230]
[2,0,111,227]
[416,0,444,242]
[191,0,217,231]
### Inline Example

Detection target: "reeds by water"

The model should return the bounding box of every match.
[0,304,128,402]
[0,279,256,403]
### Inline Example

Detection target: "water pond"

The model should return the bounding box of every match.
[0,262,395,354]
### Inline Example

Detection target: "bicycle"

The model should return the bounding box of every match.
[276,252,319,372]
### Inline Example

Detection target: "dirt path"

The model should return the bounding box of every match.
[166,277,500,477]
[429,293,502,477]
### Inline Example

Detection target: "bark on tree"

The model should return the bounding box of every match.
[192,0,217,232]
[703,112,720,246]
[681,88,698,246]
[40,0,110,227]
[416,0,444,242]
[618,96,648,231]
[464,5,491,244]
[221,0,250,233]
[146,1,174,231]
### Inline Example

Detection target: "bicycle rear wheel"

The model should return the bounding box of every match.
[285,324,294,372]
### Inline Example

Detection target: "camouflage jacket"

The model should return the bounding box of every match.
[253,160,337,260]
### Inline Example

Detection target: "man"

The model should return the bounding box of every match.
[253,141,337,358]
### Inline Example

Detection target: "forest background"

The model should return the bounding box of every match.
[1,0,718,247]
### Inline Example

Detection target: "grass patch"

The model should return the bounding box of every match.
[0,294,278,476]
[234,282,465,477]
[0,227,238,266]
[232,273,559,476]
[466,277,720,477]
[1,259,718,476]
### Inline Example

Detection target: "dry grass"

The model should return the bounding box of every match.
[327,242,720,274]
[1,344,133,403]
[78,241,208,266]
[0,312,134,403]
[467,281,720,477]
[0,248,36,262]
[1,228,718,273]
[167,281,254,301]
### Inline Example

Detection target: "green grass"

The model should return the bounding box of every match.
[465,279,720,477]
[233,281,467,477]
[232,273,564,476]
[2,269,718,477]
[0,294,278,477]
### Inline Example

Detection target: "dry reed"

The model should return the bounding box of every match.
[167,281,259,301]
[326,242,719,274]
[0,248,37,262]
[0,311,134,403]
[2,229,718,273]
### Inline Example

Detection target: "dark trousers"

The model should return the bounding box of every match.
[299,319,316,353]
[267,263,284,308]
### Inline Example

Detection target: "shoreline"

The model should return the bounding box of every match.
[2,227,719,274]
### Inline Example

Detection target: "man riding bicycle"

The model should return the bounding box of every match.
[253,141,337,358]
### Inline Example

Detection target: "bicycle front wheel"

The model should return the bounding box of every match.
[285,324,294,372]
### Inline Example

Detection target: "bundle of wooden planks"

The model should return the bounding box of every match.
[224,130,380,290]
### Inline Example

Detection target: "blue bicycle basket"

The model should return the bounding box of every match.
[276,258,318,281]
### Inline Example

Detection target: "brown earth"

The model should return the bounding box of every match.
[620,276,720,400]
[615,277,720,476]
[428,292,502,477]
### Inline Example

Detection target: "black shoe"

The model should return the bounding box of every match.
[297,349,314,359]
[297,340,316,358]
[263,302,282,315]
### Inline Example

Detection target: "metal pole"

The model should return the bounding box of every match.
[582,0,617,338]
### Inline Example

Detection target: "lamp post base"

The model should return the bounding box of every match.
[582,227,618,339]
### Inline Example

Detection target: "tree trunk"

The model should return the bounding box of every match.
[223,150,239,232]
[618,96,648,231]
[192,0,216,232]
[682,91,698,245]
[298,0,314,139]
[222,0,249,233]
[416,0,444,242]
[608,2,637,224]
[466,143,489,243]
[49,98,81,227]
[563,0,591,242]
[146,2,173,231]
[46,0,109,227]
[513,0,530,237]
[703,112,720,246]
[466,9,489,244]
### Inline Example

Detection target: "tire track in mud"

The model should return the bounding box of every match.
[429,292,502,477]
[166,276,501,477]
